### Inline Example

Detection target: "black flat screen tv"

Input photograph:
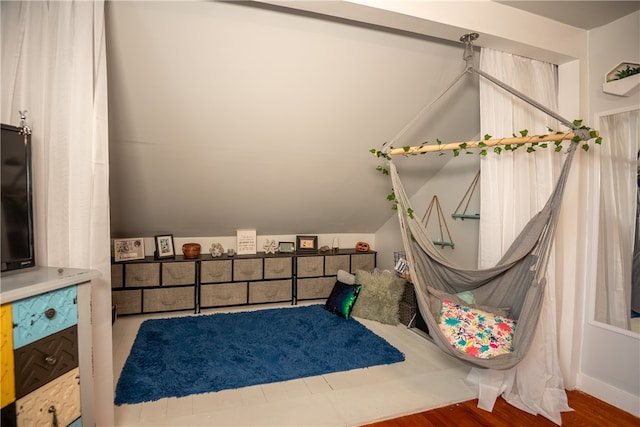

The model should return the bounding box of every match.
[1,123,35,273]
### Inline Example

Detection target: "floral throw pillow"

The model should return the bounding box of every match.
[438,299,516,359]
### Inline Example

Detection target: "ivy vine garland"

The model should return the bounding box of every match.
[371,119,601,217]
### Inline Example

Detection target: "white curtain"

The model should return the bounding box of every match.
[470,48,573,424]
[595,109,640,329]
[1,1,113,424]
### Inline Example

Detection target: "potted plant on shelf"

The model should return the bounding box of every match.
[603,62,640,96]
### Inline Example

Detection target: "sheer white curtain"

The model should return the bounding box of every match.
[470,48,572,424]
[595,109,640,329]
[1,1,113,424]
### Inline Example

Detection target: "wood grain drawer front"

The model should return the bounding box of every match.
[112,290,142,315]
[162,262,196,285]
[201,260,232,283]
[248,280,292,304]
[296,256,323,278]
[200,283,247,307]
[264,257,292,279]
[351,253,376,273]
[12,286,78,349]
[324,255,349,275]
[234,259,263,281]
[125,263,159,287]
[143,287,194,313]
[14,326,78,400]
[297,277,336,300]
[111,264,123,288]
[1,304,15,407]
[16,367,80,427]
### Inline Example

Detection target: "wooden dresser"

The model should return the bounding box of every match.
[0,267,107,427]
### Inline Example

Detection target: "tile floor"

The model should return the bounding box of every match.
[112,302,476,426]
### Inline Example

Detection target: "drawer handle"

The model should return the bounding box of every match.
[48,405,59,427]
[44,308,56,319]
[45,355,57,365]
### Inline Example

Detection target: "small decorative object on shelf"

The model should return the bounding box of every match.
[209,242,224,257]
[114,238,145,262]
[332,237,340,252]
[182,243,201,258]
[394,257,411,282]
[154,234,175,259]
[263,239,278,254]
[319,245,331,252]
[355,241,370,252]
[227,248,235,257]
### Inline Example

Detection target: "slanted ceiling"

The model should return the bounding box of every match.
[106,1,480,238]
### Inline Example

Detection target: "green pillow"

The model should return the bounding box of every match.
[352,270,405,325]
[324,280,362,319]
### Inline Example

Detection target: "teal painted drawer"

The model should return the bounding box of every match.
[12,286,78,349]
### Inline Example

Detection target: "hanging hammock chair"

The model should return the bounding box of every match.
[381,34,598,370]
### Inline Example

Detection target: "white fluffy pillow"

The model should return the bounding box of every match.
[337,269,356,285]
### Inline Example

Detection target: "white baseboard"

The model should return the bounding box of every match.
[576,373,640,417]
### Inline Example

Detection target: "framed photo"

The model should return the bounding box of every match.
[154,234,175,259]
[237,228,257,255]
[278,241,295,253]
[296,235,318,252]
[113,238,145,262]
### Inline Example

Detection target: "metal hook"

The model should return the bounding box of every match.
[18,110,31,135]
[460,33,479,68]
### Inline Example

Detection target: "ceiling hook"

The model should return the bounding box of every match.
[460,33,479,68]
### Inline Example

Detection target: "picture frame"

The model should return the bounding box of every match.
[113,238,145,262]
[236,228,257,255]
[296,235,318,252]
[278,241,295,253]
[154,234,175,259]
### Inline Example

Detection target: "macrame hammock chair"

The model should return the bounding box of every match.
[383,34,597,370]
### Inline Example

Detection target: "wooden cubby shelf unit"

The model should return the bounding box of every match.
[111,249,376,316]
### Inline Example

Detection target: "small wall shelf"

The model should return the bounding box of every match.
[433,240,455,248]
[603,62,640,97]
[451,213,480,220]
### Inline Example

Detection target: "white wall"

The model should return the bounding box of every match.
[105,1,479,239]
[577,11,640,416]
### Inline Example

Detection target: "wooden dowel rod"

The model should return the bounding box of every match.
[388,131,598,155]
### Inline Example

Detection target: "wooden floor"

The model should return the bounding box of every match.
[362,390,639,427]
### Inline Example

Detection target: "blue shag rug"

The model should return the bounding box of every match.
[115,304,405,405]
